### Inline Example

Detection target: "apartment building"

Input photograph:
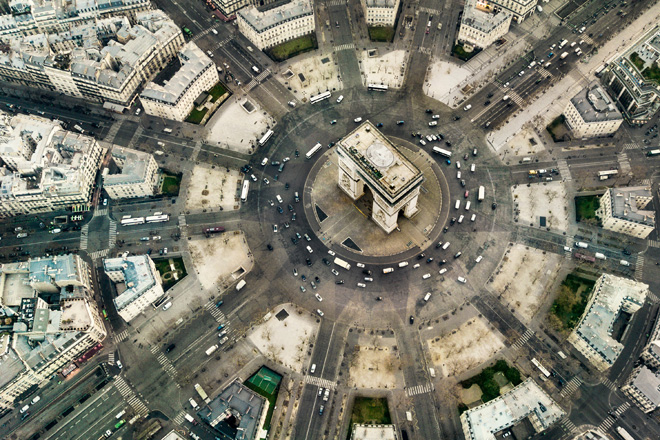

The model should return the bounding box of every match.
[0,254,106,409]
[140,43,220,122]
[104,255,165,322]
[456,0,512,50]
[563,80,623,139]
[488,0,538,23]
[601,27,660,125]
[0,112,104,217]
[0,10,185,110]
[595,186,655,239]
[363,0,400,27]
[568,274,648,371]
[622,366,660,413]
[237,0,315,51]
[104,147,159,199]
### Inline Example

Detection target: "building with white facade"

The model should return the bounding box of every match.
[363,0,400,27]
[601,26,660,124]
[568,274,648,371]
[237,0,315,51]
[103,255,164,322]
[622,366,660,413]
[488,0,538,22]
[337,121,424,234]
[456,0,512,50]
[140,43,219,122]
[460,378,564,440]
[351,424,399,440]
[563,81,623,139]
[0,10,185,110]
[103,146,159,199]
[0,254,106,410]
[595,186,655,239]
[0,112,104,217]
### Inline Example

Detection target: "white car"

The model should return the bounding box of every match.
[456,161,461,169]
[117,360,123,369]
[422,273,431,280]
[283,157,290,162]
[263,178,270,185]
[457,277,467,283]
[152,236,161,240]
[354,117,362,123]
[250,174,257,182]
[207,50,214,58]
[316,309,324,317]
[364,277,373,282]
[331,269,339,276]
[276,194,283,203]
[337,95,344,103]
[357,283,366,288]
[432,115,440,119]
[428,121,438,126]
[315,294,323,302]
[212,29,218,35]
[273,224,278,233]
[157,141,165,146]
[463,104,472,111]
[356,263,365,268]
[327,250,336,256]
[419,139,427,146]
[306,245,313,253]
[261,158,269,166]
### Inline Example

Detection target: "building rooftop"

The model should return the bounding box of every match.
[338,120,423,203]
[629,366,660,407]
[140,42,213,105]
[607,186,655,227]
[104,146,154,187]
[351,424,398,440]
[461,0,512,35]
[104,255,161,313]
[572,274,648,368]
[461,378,565,440]
[570,81,623,123]
[365,0,397,8]
[238,0,312,33]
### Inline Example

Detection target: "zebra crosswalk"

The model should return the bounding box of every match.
[326,0,345,6]
[204,302,226,322]
[581,34,595,46]
[94,208,108,217]
[635,255,645,280]
[561,419,578,434]
[613,401,631,417]
[178,214,187,228]
[639,178,652,186]
[192,24,221,43]
[647,292,660,304]
[81,224,89,250]
[304,375,336,390]
[417,46,432,55]
[496,83,524,106]
[512,329,534,350]
[648,240,660,248]
[114,376,149,417]
[622,142,640,151]
[556,159,572,181]
[108,352,115,365]
[109,220,117,248]
[560,376,582,398]
[89,249,110,260]
[602,377,617,392]
[173,411,187,425]
[598,415,616,432]
[113,329,129,343]
[617,152,631,175]
[537,66,553,78]
[406,382,434,397]
[334,43,355,52]
[156,353,181,387]
[418,6,441,15]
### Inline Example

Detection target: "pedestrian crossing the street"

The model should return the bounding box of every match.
[156,353,181,387]
[109,220,117,248]
[304,376,336,390]
[598,415,616,432]
[512,329,534,350]
[561,419,578,434]
[623,142,640,151]
[602,377,617,392]
[114,329,129,343]
[108,352,115,365]
[81,224,89,250]
[104,121,122,144]
[89,249,110,260]
[560,376,582,398]
[334,43,355,52]
[556,159,572,181]
[178,214,187,228]
[406,382,434,397]
[114,376,149,417]
[617,152,631,175]
[94,208,108,217]
[635,255,645,281]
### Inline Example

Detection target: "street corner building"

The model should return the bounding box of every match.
[595,186,655,239]
[237,0,315,51]
[103,146,159,199]
[456,0,512,51]
[563,80,623,139]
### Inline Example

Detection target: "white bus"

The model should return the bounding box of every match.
[334,257,351,270]
[368,84,388,92]
[432,147,452,157]
[258,129,274,146]
[146,214,169,223]
[647,149,660,157]
[478,186,485,201]
[598,169,618,177]
[306,142,323,159]
[616,427,636,440]
[310,91,331,104]
[121,217,146,226]
[240,180,250,202]
[531,358,551,378]
[594,64,607,77]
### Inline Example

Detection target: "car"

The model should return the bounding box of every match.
[357,283,366,288]
[463,104,472,111]
[318,387,323,396]
[363,269,372,275]
[376,296,383,301]
[291,237,298,245]
[217,324,225,331]
[263,178,270,185]
[454,252,462,258]
[425,27,429,34]
[323,388,330,401]
[429,121,438,126]
[354,117,362,123]
[292,213,296,221]
[396,120,405,125]
[492,202,498,210]
[336,280,344,284]
[315,294,323,301]
[267,244,273,251]
[300,285,306,292]
[330,120,337,125]
[277,206,284,214]
[284,222,290,228]
[327,250,336,256]
[271,160,281,166]
[419,139,427,146]
[250,174,257,182]
[317,309,324,317]
[293,268,298,276]
[323,258,331,266]
[295,149,299,157]
[460,179,466,187]
[117,360,123,369]
[306,245,313,254]
[311,281,316,289]
[331,269,339,276]
[302,275,307,281]
[166,344,176,353]
[337,95,344,103]
[306,258,312,267]
[425,109,433,114]
[216,300,224,307]
[376,122,383,128]
[273,224,278,233]
[283,157,290,162]
[288,204,294,211]
[484,100,491,105]
[364,277,373,282]
[103,198,108,206]
[304,233,311,241]
[426,258,434,263]
[464,191,469,198]
[409,315,414,324]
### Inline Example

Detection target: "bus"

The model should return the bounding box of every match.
[368,84,388,92]
[102,309,108,320]
[616,427,636,440]
[120,217,145,226]
[478,186,485,201]
[306,143,323,159]
[531,358,550,378]
[334,257,351,270]
[146,214,169,223]
[310,91,331,104]
[240,180,250,202]
[594,64,607,77]
[258,129,274,146]
[182,27,193,37]
[598,169,618,177]
[647,149,660,157]
[195,383,210,403]
[432,147,452,157]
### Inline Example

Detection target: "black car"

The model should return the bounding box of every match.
[288,204,294,211]
[315,276,320,283]
[487,92,494,98]
[267,244,273,251]
[435,242,443,248]
[322,258,330,266]
[291,237,298,245]
[295,149,299,157]
[445,141,452,147]
[453,115,461,121]
[450,217,457,225]
[492,202,498,210]
[277,206,284,214]
[417,253,425,260]
[14,247,22,251]
[438,259,447,266]
[166,344,176,353]
[425,109,433,114]
[622,249,631,255]
[336,280,344,284]
[306,257,312,267]
[409,315,414,324]
[362,269,372,276]
[484,100,491,105]
[443,227,449,233]
[426,258,434,263]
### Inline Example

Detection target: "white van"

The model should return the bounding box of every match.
[310,363,316,373]
[457,171,461,179]
[470,214,476,222]
[423,292,432,302]
[422,273,431,280]
[398,261,409,268]
[455,200,461,210]
[357,283,366,288]
[439,268,447,275]
[162,301,172,311]
[31,396,41,405]
[470,164,475,172]
[20,405,29,414]
[337,95,344,103]
[458,215,464,223]
[276,194,283,203]
[442,242,450,250]
[429,368,436,378]
[189,398,199,409]
[236,279,246,291]
[465,201,471,211]
[383,268,394,274]
[457,277,467,284]
[475,255,483,263]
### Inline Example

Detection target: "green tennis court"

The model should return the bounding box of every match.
[246,366,282,396]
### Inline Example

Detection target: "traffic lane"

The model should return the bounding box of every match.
[611,302,657,383]
[297,384,325,440]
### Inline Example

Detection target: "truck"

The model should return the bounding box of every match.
[163,128,173,133]
[595,252,607,260]
[204,226,225,234]
[620,260,631,267]
[252,66,260,74]
[558,39,568,49]
[477,186,485,201]
[194,383,211,404]
[189,398,199,409]
[334,257,351,270]
[205,345,218,356]
[236,279,246,291]
[406,411,413,421]
[575,242,589,249]
[184,414,197,425]
[560,52,569,59]
[73,124,84,133]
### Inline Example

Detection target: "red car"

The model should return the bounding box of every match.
[464,191,470,198]
[425,27,430,34]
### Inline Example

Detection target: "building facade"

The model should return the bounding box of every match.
[104,146,159,199]
[0,254,106,409]
[456,0,512,50]
[337,121,424,233]
[237,0,315,51]
[0,10,185,109]
[488,0,538,22]
[0,112,104,217]
[595,186,655,238]
[140,43,220,122]
[622,366,660,413]
[103,255,165,322]
[563,81,623,138]
[363,0,400,27]
[601,27,660,125]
